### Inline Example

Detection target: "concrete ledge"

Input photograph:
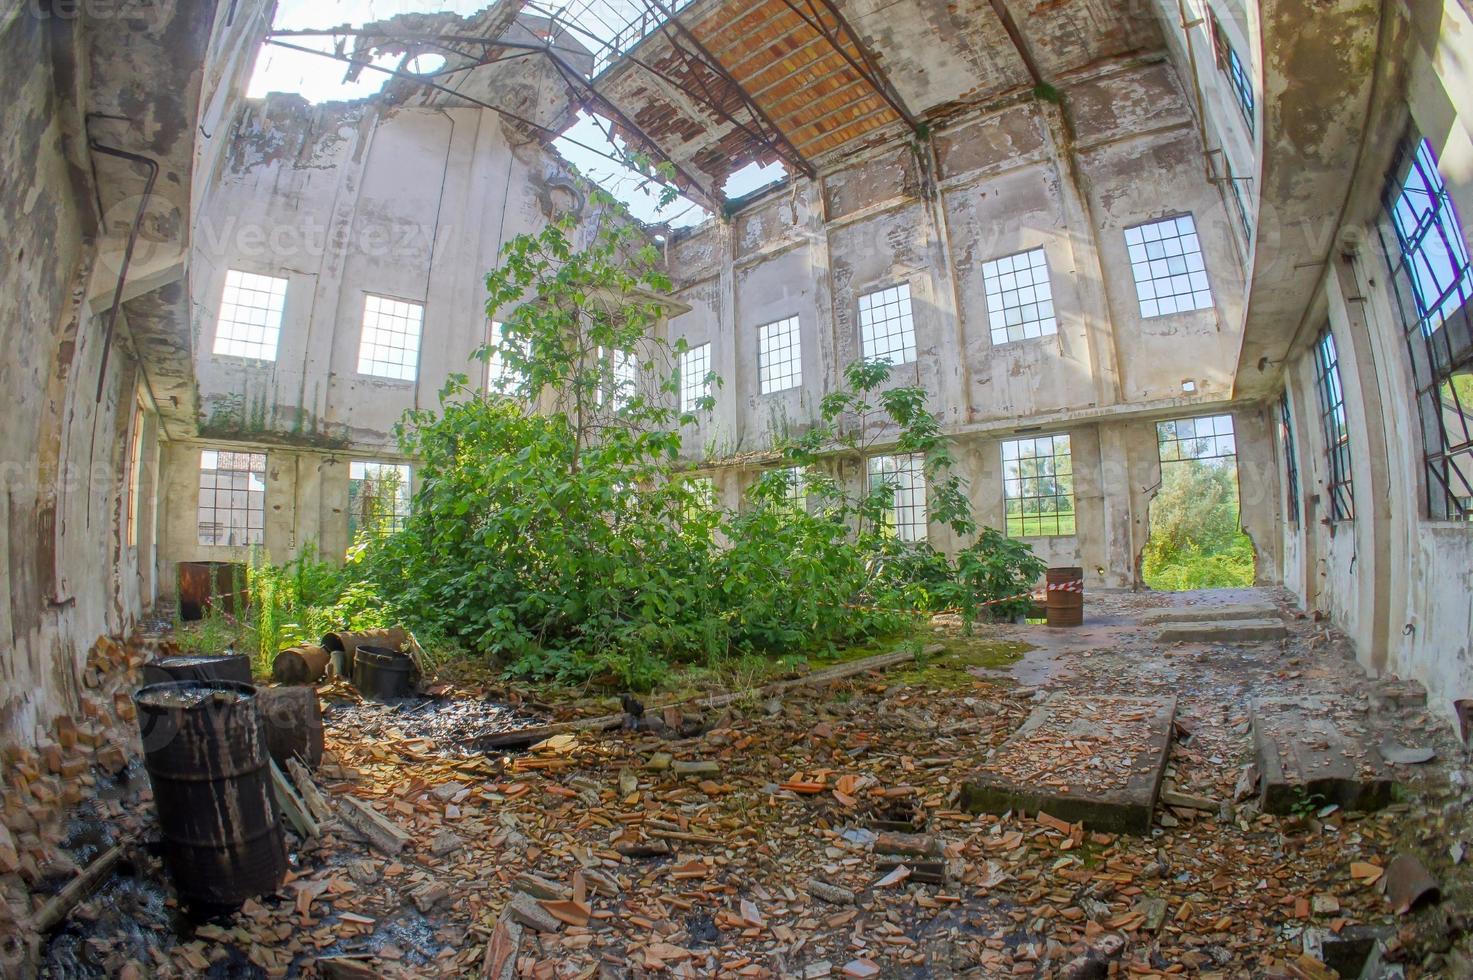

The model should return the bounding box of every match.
[1156,618,1287,644]
[959,694,1177,835]
[1142,603,1279,625]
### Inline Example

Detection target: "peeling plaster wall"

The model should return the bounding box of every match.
[668,60,1272,590]
[169,100,613,573]
[0,10,160,745]
[1245,0,1473,725]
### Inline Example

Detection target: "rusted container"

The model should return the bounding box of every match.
[320,627,408,676]
[1045,566,1084,628]
[353,645,414,700]
[255,687,325,768]
[176,561,246,621]
[133,681,286,907]
[140,653,253,688]
[270,645,331,685]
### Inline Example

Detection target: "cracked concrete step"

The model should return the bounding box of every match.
[1251,696,1396,815]
[1142,603,1279,625]
[1156,618,1287,644]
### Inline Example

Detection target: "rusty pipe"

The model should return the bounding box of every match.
[86,138,159,403]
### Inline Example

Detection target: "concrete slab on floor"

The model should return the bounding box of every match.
[1252,695,1396,814]
[1156,618,1287,644]
[1142,603,1279,625]
[959,693,1176,835]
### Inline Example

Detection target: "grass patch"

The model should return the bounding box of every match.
[1006,513,1075,538]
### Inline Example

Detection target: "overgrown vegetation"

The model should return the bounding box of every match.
[182,211,1047,690]
[1142,458,1256,590]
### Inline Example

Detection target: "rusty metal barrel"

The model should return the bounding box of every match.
[133,681,287,907]
[255,687,325,768]
[353,645,414,700]
[1044,566,1084,628]
[320,627,408,677]
[176,561,245,621]
[141,653,253,688]
[271,645,331,685]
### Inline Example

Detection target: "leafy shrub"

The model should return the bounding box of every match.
[1143,458,1256,591]
[336,214,1047,689]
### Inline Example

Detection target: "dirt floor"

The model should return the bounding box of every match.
[25,588,1473,978]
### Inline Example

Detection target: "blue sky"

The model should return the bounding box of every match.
[250,1,786,226]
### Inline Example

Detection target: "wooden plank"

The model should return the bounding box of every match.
[270,758,319,839]
[31,844,126,932]
[287,756,335,825]
[336,796,411,855]
[479,645,935,751]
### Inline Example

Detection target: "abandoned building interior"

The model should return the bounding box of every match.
[4,0,1473,975]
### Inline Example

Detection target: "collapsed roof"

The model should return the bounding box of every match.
[265,0,1163,210]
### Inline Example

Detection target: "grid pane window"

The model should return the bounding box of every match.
[1211,12,1255,134]
[758,316,802,393]
[607,347,637,408]
[1225,158,1253,241]
[1157,413,1237,463]
[781,465,806,509]
[197,450,266,547]
[358,295,424,380]
[1313,328,1355,522]
[1380,136,1473,520]
[348,461,411,540]
[213,270,287,361]
[982,248,1057,345]
[858,283,917,365]
[486,320,511,390]
[1124,216,1213,318]
[868,454,927,542]
[680,343,711,412]
[1278,393,1301,525]
[1002,435,1075,537]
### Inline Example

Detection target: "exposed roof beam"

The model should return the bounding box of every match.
[643,0,816,178]
[770,0,921,134]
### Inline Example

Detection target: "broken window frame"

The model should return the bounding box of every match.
[1278,392,1301,526]
[757,315,802,394]
[348,460,412,542]
[981,247,1058,346]
[858,283,917,366]
[1001,434,1076,538]
[197,449,266,547]
[126,403,146,548]
[1378,135,1473,522]
[357,294,425,382]
[213,269,288,362]
[1313,327,1356,523]
[867,453,927,542]
[1209,10,1255,136]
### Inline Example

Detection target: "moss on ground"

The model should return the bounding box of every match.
[893,636,1033,688]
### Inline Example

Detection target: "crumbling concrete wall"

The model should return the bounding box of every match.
[0,1,264,749]
[1166,0,1473,723]
[168,99,620,574]
[666,59,1265,589]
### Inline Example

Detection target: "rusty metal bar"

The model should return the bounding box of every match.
[640,0,815,178]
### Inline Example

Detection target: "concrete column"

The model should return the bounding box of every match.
[1039,104,1124,409]
[920,140,971,427]
[1329,255,1394,673]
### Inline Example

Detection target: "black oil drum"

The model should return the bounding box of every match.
[133,681,287,907]
[140,653,253,688]
[352,645,413,700]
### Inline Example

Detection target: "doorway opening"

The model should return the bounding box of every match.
[1143,413,1257,590]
